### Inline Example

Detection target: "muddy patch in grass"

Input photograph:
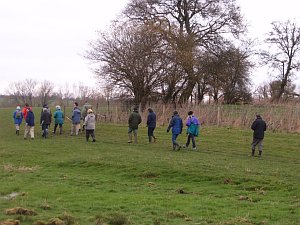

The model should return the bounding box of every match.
[3,164,39,173]
[140,171,160,179]
[0,219,20,225]
[6,207,37,216]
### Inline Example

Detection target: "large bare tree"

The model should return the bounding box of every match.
[124,0,245,103]
[86,22,171,109]
[261,20,300,101]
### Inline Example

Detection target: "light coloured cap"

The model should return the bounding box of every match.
[16,106,21,110]
[87,109,93,113]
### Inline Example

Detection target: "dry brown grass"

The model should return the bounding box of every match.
[95,102,300,133]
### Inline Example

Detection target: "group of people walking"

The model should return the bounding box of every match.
[13,102,267,156]
[128,107,201,151]
[12,101,95,142]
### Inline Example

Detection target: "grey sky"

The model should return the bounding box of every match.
[0,0,299,95]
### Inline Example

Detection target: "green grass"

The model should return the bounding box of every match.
[0,108,299,225]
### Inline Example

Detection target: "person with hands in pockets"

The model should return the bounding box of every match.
[167,111,183,151]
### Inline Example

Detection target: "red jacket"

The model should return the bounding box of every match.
[22,107,28,119]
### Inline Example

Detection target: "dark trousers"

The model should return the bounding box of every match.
[53,123,63,134]
[148,127,156,142]
[42,124,49,138]
[86,129,95,141]
[186,134,196,148]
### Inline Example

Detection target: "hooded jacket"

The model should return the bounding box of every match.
[251,116,267,139]
[84,113,96,130]
[26,109,35,126]
[128,109,142,129]
[72,107,81,124]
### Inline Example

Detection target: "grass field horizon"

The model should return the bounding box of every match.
[0,108,299,225]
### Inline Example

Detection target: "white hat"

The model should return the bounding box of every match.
[56,105,61,110]
[16,106,21,110]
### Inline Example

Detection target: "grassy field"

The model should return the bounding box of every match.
[0,108,299,225]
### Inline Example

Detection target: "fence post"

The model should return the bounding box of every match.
[217,105,221,127]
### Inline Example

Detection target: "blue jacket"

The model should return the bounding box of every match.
[167,114,183,135]
[13,110,23,125]
[54,109,64,124]
[26,110,35,126]
[186,115,200,136]
[72,107,81,124]
[147,111,156,128]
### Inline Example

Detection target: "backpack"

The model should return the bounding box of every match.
[15,111,22,119]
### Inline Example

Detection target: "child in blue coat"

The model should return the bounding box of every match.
[13,106,23,135]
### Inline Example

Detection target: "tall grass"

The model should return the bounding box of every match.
[94,102,300,133]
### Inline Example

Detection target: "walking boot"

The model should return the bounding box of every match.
[258,151,262,157]
[59,127,62,135]
[134,134,138,144]
[128,133,132,143]
[251,149,255,157]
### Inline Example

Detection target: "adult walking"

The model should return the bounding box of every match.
[183,111,200,150]
[167,111,183,151]
[22,103,29,120]
[40,107,52,138]
[251,114,267,157]
[128,106,142,143]
[84,109,96,142]
[53,105,64,135]
[71,102,81,136]
[24,107,35,140]
[146,108,157,143]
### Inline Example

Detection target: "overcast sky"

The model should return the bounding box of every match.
[0,0,299,95]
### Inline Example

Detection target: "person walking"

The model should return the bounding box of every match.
[22,103,29,120]
[13,106,23,135]
[128,106,142,143]
[71,102,81,136]
[24,107,35,140]
[146,107,157,143]
[40,107,52,138]
[251,114,267,157]
[82,101,92,130]
[84,109,96,142]
[53,105,64,135]
[167,111,183,151]
[183,111,200,150]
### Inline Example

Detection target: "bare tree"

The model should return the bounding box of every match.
[261,20,300,101]
[124,0,245,103]
[86,22,171,109]
[7,79,37,105]
[36,80,54,106]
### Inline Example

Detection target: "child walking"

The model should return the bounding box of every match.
[13,106,23,135]
[183,111,200,150]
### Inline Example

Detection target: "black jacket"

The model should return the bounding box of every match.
[251,117,267,139]
[40,111,52,125]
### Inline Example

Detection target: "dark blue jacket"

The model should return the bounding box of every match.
[251,117,267,139]
[26,110,35,126]
[72,107,81,124]
[167,114,183,135]
[147,111,156,128]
